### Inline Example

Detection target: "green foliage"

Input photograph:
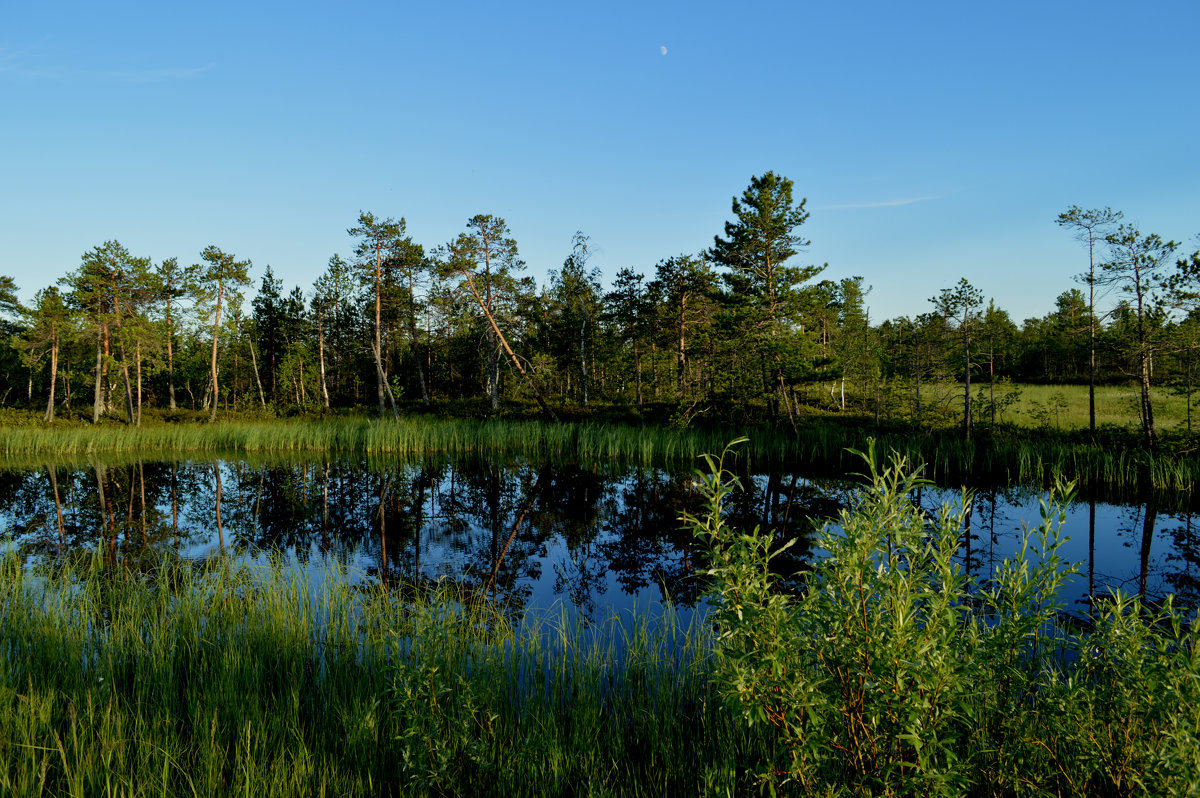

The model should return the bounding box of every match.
[971,379,1022,426]
[691,439,1200,795]
[1025,390,1069,430]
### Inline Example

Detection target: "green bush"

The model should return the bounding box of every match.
[690,438,1200,796]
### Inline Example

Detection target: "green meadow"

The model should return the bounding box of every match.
[995,383,1194,432]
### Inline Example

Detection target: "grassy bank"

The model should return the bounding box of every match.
[0,414,1197,502]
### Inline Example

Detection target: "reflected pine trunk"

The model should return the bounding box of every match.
[1088,499,1096,610]
[48,466,66,554]
[1140,497,1158,599]
[485,476,540,602]
[378,470,392,592]
[213,462,225,554]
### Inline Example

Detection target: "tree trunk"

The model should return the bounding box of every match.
[989,346,996,427]
[167,298,177,410]
[676,296,687,395]
[135,340,142,426]
[1140,350,1156,449]
[914,349,922,428]
[1088,241,1096,434]
[409,273,429,404]
[487,327,500,410]
[1135,284,1156,450]
[112,292,135,425]
[1187,361,1193,434]
[44,328,58,423]
[209,281,223,423]
[62,353,71,411]
[460,271,558,422]
[579,315,589,407]
[249,340,267,410]
[318,319,330,409]
[634,341,643,406]
[778,370,797,432]
[102,325,112,415]
[962,326,972,441]
[374,243,386,417]
[92,327,104,424]
[371,339,401,421]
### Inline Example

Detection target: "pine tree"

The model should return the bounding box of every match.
[188,246,251,423]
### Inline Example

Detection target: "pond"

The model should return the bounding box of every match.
[1,455,1196,619]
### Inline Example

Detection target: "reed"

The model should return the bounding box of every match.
[1,414,1196,502]
[0,552,760,797]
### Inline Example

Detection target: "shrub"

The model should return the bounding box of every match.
[690,438,1200,795]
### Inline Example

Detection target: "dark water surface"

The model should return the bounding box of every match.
[1,456,1196,619]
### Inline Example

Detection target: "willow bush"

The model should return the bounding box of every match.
[691,439,1200,796]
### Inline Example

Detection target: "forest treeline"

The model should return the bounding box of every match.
[1,174,1198,445]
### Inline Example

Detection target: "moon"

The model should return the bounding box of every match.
[660,45,667,55]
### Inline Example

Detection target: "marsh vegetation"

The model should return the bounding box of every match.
[1,445,1197,795]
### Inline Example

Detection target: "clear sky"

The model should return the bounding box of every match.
[2,0,1197,324]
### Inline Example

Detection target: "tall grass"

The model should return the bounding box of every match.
[1,414,1196,500]
[0,552,755,797]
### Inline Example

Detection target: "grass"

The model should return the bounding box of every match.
[0,411,1197,504]
[1001,383,1193,431]
[0,552,755,797]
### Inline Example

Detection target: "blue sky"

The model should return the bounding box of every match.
[2,1,1197,323]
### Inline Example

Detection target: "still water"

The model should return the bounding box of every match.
[1,456,1196,619]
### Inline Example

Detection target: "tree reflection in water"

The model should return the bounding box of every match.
[0,457,1196,619]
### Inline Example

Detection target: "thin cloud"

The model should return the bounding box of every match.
[817,195,943,210]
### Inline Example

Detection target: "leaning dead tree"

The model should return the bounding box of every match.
[456,269,560,423]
